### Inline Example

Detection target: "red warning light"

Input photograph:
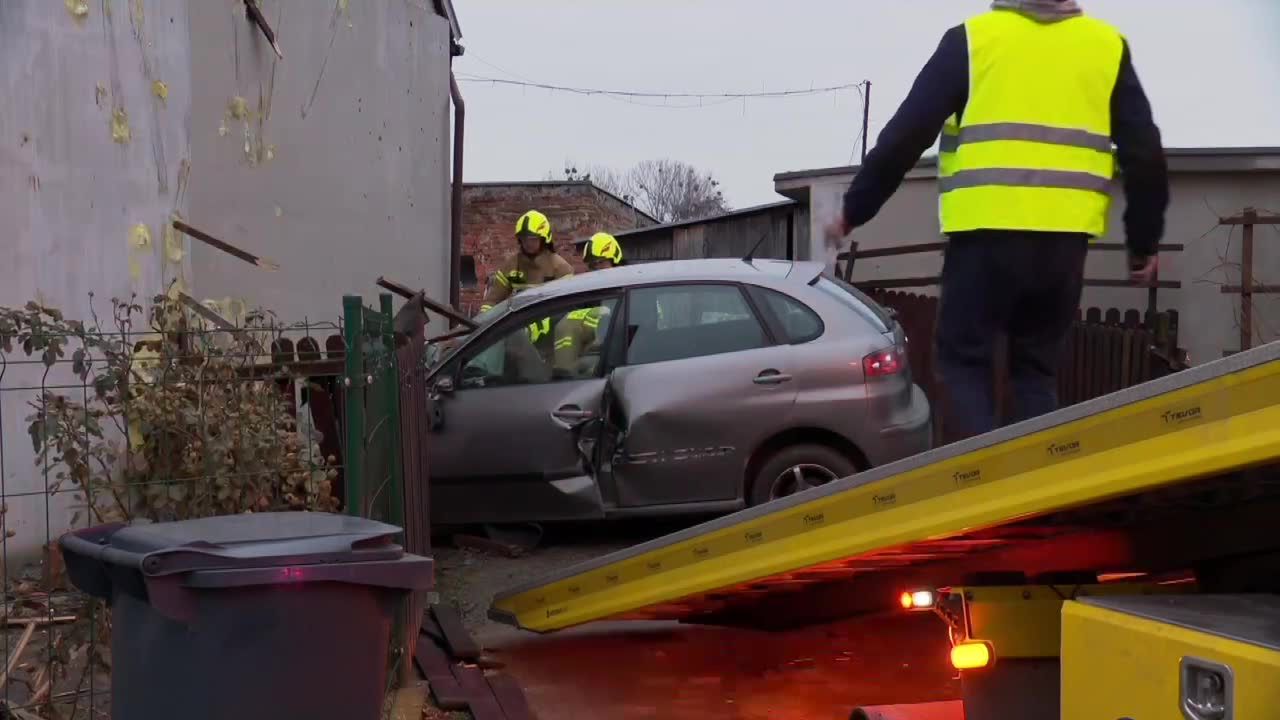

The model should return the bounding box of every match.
[899,589,937,610]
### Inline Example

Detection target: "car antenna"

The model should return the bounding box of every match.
[742,232,771,264]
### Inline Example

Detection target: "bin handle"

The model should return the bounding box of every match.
[59,524,122,561]
[59,523,140,601]
[60,524,145,570]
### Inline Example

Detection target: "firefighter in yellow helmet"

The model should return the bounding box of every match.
[480,210,574,314]
[552,233,624,377]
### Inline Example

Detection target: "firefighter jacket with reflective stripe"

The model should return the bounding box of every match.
[553,306,607,375]
[840,11,1168,257]
[939,11,1123,236]
[481,250,574,310]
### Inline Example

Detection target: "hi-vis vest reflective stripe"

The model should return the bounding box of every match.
[528,318,551,342]
[939,11,1124,236]
[938,115,961,229]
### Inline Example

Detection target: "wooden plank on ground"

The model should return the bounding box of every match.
[420,610,446,645]
[413,634,468,710]
[431,604,482,661]
[487,673,537,720]
[450,663,506,720]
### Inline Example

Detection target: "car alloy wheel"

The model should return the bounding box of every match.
[769,463,840,500]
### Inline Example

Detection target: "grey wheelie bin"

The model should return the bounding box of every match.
[60,512,432,720]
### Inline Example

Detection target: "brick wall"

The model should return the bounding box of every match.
[460,182,655,313]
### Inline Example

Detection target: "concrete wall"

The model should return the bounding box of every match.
[187,0,453,328]
[798,167,1280,367]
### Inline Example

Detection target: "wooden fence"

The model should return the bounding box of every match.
[254,296,433,557]
[842,237,1187,443]
[872,290,1184,444]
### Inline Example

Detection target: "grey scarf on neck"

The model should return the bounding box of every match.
[991,0,1082,22]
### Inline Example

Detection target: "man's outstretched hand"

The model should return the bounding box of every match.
[1129,253,1159,287]
[824,217,852,244]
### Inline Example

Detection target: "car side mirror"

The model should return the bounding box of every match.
[433,376,455,395]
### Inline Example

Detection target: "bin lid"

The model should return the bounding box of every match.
[78,512,407,576]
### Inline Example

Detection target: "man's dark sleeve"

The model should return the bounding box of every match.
[843,25,969,229]
[1110,40,1168,258]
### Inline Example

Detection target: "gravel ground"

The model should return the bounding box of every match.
[434,542,630,647]
[432,519,681,647]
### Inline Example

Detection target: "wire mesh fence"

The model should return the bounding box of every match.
[0,289,427,718]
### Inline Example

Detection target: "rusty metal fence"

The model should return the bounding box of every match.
[0,289,432,717]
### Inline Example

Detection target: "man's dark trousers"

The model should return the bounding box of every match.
[934,230,1089,441]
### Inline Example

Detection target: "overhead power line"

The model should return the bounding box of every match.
[454,74,868,102]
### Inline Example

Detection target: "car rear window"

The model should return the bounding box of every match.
[811,275,893,333]
[752,287,824,344]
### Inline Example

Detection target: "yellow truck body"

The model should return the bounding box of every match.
[1062,595,1280,720]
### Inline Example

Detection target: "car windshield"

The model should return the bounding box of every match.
[471,298,512,327]
[811,274,894,333]
[423,298,511,369]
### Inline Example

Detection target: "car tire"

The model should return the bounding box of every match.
[749,444,859,506]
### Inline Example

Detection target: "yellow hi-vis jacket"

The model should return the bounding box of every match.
[553,306,607,376]
[480,250,574,311]
[937,11,1124,237]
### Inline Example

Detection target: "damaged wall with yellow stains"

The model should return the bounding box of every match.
[186,0,454,324]
[0,0,195,557]
[0,0,456,560]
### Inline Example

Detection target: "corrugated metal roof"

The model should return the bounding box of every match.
[462,180,658,224]
[582,200,799,245]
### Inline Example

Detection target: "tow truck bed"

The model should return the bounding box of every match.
[490,342,1280,633]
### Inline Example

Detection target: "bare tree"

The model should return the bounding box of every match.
[626,159,727,224]
[550,158,729,223]
[554,162,631,200]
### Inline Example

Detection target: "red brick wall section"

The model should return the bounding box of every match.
[460,182,654,313]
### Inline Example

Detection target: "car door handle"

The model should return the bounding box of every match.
[754,370,793,385]
[552,406,595,421]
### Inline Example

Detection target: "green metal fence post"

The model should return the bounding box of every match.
[342,295,366,517]
[379,293,405,531]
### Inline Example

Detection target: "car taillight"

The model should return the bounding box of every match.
[862,347,904,378]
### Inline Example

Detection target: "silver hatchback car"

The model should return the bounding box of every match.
[426,258,931,526]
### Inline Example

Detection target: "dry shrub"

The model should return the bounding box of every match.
[0,292,341,717]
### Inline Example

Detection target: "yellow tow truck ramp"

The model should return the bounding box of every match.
[490,341,1280,634]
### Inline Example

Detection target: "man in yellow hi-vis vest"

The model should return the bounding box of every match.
[825,0,1168,440]
[552,233,624,378]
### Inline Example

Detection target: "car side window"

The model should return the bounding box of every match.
[458,296,619,389]
[753,287,824,344]
[626,284,767,365]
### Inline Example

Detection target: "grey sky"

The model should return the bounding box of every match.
[454,1,1280,208]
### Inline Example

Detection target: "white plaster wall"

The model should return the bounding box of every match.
[0,0,455,563]
[186,0,453,331]
[0,0,193,560]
